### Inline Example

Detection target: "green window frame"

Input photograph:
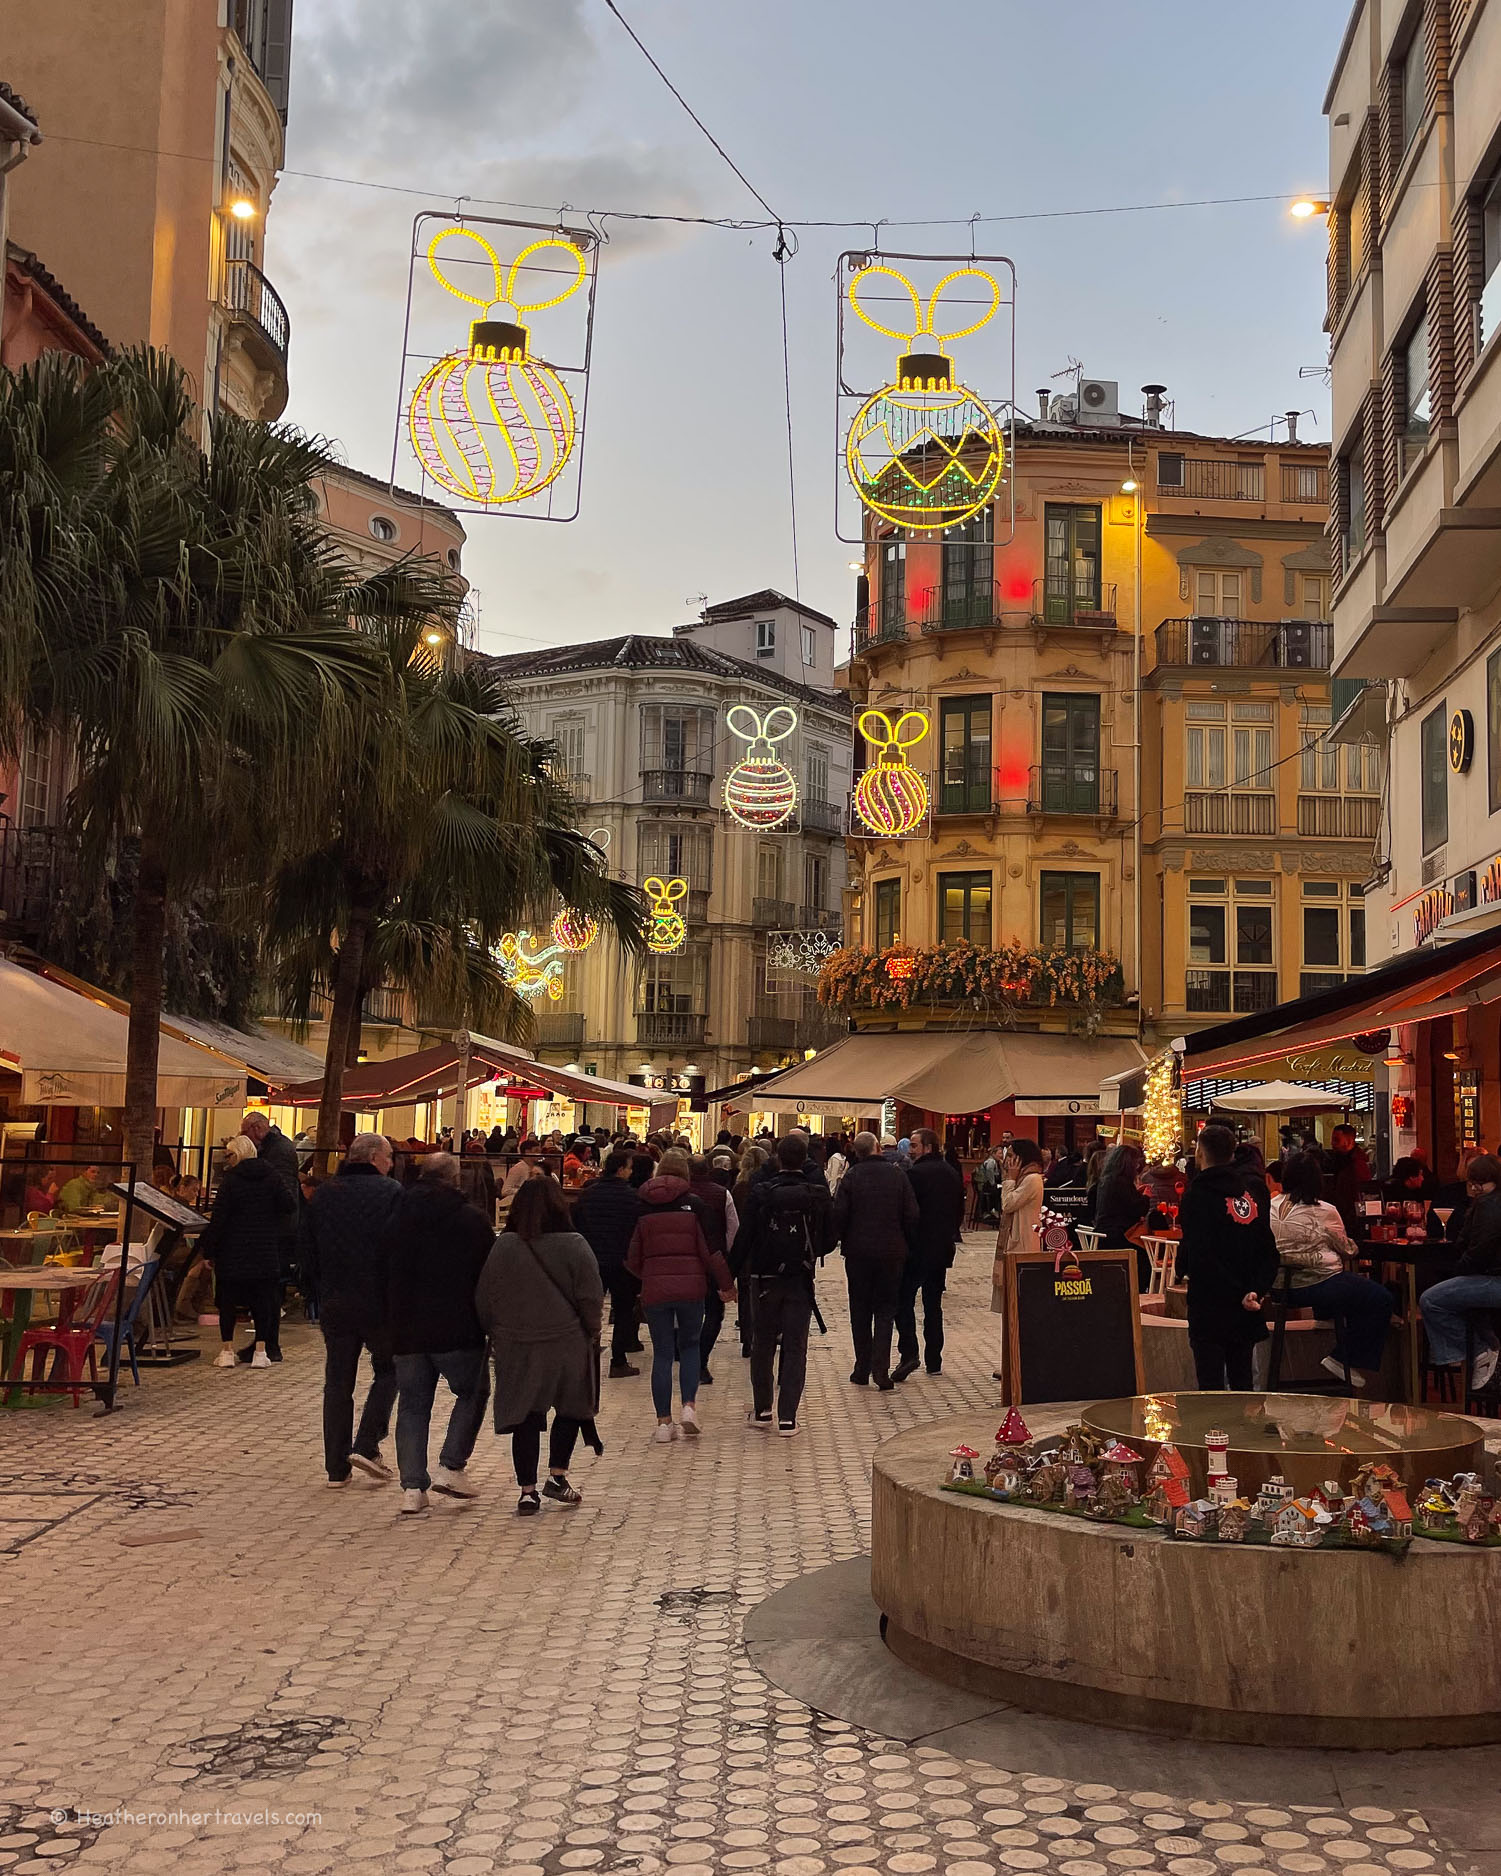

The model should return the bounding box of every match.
[874,877,901,949]
[1040,693,1101,812]
[937,871,992,947]
[940,510,994,626]
[1421,702,1448,854]
[939,696,993,813]
[1039,871,1100,952]
[1043,503,1101,622]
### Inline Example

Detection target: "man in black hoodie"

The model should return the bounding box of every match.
[729,1132,830,1433]
[303,1132,405,1486]
[1178,1123,1279,1390]
[894,1128,966,1381]
[832,1131,918,1389]
[573,1149,644,1377]
[385,1153,495,1515]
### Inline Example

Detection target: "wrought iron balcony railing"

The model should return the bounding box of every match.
[223,259,290,366]
[1032,579,1118,626]
[1154,617,1332,670]
[636,1011,706,1048]
[1026,766,1119,817]
[640,768,713,807]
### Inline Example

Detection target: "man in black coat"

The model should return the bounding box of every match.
[831,1131,918,1389]
[1178,1124,1279,1390]
[384,1153,495,1515]
[241,1110,303,1290]
[729,1132,831,1433]
[302,1132,405,1486]
[894,1128,966,1381]
[574,1148,644,1377]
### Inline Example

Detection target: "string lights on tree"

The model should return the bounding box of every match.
[723,704,799,829]
[851,709,930,837]
[1141,1053,1181,1164]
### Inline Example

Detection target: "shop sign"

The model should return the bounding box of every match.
[1014,1097,1101,1117]
[1483,857,1501,905]
[1455,1072,1481,1152]
[1413,885,1454,945]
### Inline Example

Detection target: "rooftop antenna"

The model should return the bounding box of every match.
[685,592,708,621]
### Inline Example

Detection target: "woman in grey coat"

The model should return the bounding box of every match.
[475,1176,604,1516]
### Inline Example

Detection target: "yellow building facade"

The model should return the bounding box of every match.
[835,411,1377,1149]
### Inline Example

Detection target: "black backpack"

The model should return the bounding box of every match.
[752,1181,817,1280]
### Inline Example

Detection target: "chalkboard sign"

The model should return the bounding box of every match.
[1000,1248,1142,1406]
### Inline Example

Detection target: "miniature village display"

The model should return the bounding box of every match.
[941,1418,1501,1555]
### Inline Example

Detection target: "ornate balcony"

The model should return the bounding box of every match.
[640,768,713,807]
[636,1011,707,1049]
[222,259,290,418]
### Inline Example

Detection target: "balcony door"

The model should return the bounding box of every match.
[1040,693,1100,812]
[1043,504,1101,621]
[939,696,992,812]
[941,511,993,625]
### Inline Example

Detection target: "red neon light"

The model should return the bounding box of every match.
[1004,572,1033,602]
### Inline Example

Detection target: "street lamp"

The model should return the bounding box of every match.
[228,196,258,221]
[1289,198,1329,219]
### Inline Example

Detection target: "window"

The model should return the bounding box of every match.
[874,878,901,949]
[939,696,993,812]
[1186,703,1227,790]
[1489,649,1501,814]
[1187,876,1225,894]
[1237,900,1273,966]
[879,538,905,633]
[641,703,713,773]
[804,853,827,911]
[1480,163,1501,349]
[1300,714,1340,793]
[1399,22,1426,156]
[1340,442,1367,567]
[641,948,707,1013]
[1187,879,1277,1011]
[17,726,55,826]
[1157,452,1185,488]
[224,161,256,263]
[806,744,829,805]
[941,509,994,625]
[1403,310,1431,467]
[755,619,776,657]
[1301,575,1328,621]
[550,716,586,782]
[446,548,461,571]
[1421,702,1448,853]
[1189,902,1227,966]
[1350,905,1366,968]
[1042,504,1101,622]
[756,844,782,902]
[801,623,816,666]
[1304,906,1341,968]
[1232,706,1274,787]
[639,821,711,886]
[1195,570,1242,618]
[1039,872,1100,952]
[938,872,992,947]
[1039,693,1101,812]
[369,515,397,543]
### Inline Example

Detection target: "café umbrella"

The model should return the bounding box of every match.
[1208,1081,1348,1114]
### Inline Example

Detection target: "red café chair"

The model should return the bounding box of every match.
[8,1268,122,1407]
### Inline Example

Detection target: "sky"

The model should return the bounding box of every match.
[266,0,1352,661]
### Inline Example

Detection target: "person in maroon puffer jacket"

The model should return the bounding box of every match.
[626,1149,734,1443]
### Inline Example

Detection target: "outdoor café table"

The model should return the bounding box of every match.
[0,1266,101,1394]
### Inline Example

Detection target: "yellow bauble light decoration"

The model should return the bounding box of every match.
[851,709,930,837]
[409,229,585,507]
[644,876,688,955]
[845,264,1005,532]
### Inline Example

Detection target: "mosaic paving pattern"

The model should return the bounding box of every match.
[0,1235,1482,1875]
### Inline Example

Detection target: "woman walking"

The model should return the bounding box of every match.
[476,1176,604,1515]
[627,1148,733,1442]
[200,1134,295,1367]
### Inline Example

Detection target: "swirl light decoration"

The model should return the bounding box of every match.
[845,264,1005,532]
[643,876,688,955]
[497,930,567,1002]
[723,704,799,829]
[408,228,585,507]
[851,709,930,837]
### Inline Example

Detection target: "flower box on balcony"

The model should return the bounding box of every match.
[817,940,1124,1013]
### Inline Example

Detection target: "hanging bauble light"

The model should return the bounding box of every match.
[852,709,930,837]
[408,229,585,507]
[722,704,799,829]
[643,876,688,955]
[845,264,1005,532]
[551,907,599,954]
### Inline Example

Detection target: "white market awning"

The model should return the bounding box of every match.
[0,959,246,1109]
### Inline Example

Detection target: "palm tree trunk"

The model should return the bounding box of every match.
[315,889,375,1171]
[123,837,169,1182]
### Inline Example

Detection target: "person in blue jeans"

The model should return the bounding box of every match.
[626,1149,733,1443]
[384,1153,495,1514]
[1420,1154,1501,1393]
[1269,1152,1394,1386]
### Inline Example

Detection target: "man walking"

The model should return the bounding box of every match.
[303,1132,405,1487]
[832,1131,918,1390]
[385,1153,495,1514]
[729,1133,829,1435]
[574,1147,644,1377]
[241,1110,303,1316]
[894,1128,965,1382]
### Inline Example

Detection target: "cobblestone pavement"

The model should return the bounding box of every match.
[0,1234,1482,1876]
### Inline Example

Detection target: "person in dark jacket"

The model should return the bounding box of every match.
[201,1134,296,1367]
[1178,1124,1279,1390]
[894,1128,966,1381]
[240,1111,302,1287]
[626,1149,733,1442]
[573,1149,644,1378]
[728,1132,830,1433]
[302,1132,405,1485]
[831,1131,919,1389]
[384,1153,495,1514]
[1419,1153,1501,1390]
[689,1154,738,1384]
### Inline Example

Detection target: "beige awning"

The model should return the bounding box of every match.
[161,1014,324,1092]
[0,959,247,1109]
[747,1030,1148,1117]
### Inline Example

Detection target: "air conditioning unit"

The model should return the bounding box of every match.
[1048,393,1078,423]
[1076,378,1119,424]
[1190,618,1224,665]
[1280,621,1315,667]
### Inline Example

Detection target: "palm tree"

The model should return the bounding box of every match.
[265,632,644,1163]
[0,347,440,1175]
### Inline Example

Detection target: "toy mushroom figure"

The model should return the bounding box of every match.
[948,1444,981,1484]
[1098,1441,1144,1500]
[996,1407,1032,1447]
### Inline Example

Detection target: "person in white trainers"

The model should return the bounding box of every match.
[625,1150,734,1444]
[384,1154,494,1515]
[198,1134,295,1370]
[476,1176,604,1515]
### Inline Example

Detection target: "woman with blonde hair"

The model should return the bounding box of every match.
[199,1134,295,1368]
